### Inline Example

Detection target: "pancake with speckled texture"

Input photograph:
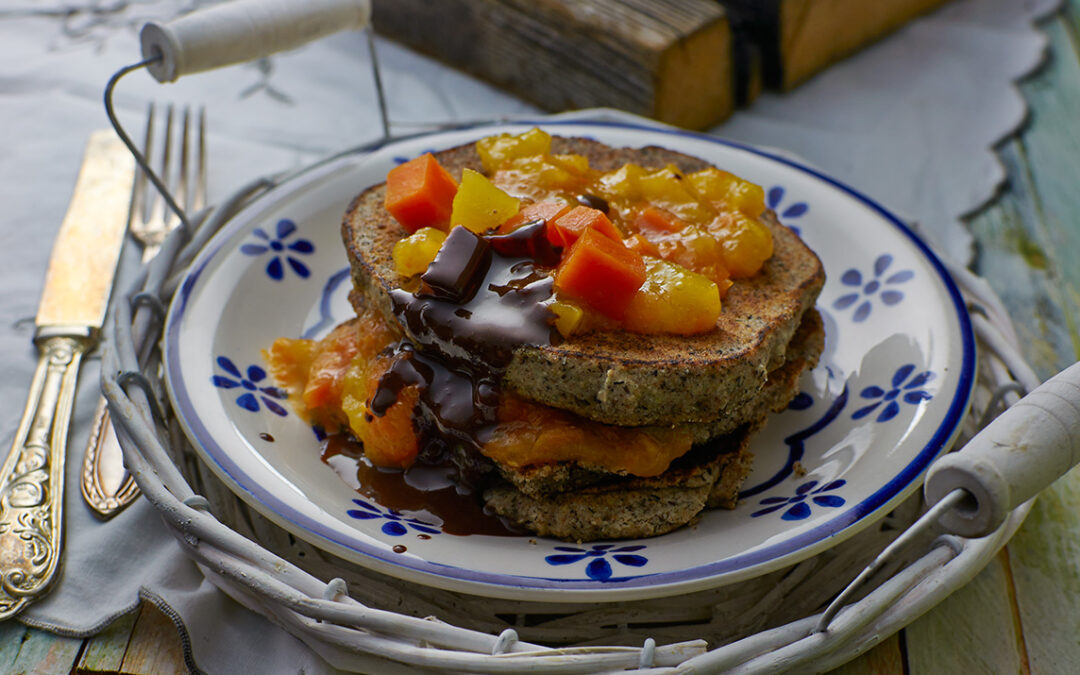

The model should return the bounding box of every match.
[343,137,825,427]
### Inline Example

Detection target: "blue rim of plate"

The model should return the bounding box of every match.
[165,119,976,598]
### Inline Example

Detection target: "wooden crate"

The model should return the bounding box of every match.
[372,0,953,128]
[372,0,733,130]
[720,0,952,90]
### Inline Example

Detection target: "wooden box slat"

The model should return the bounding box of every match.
[371,0,733,130]
[720,0,952,90]
[372,1,954,128]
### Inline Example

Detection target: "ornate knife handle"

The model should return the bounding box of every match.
[0,330,90,619]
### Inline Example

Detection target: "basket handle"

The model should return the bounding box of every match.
[925,361,1080,537]
[139,0,371,83]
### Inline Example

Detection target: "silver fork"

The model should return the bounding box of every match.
[81,104,207,518]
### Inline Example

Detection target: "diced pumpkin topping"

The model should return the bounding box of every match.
[384,153,458,233]
[341,361,420,468]
[476,127,553,174]
[687,167,766,216]
[554,227,646,321]
[710,211,774,279]
[483,393,695,477]
[392,227,447,277]
[625,233,661,258]
[497,200,572,233]
[263,307,399,434]
[623,258,721,335]
[546,205,622,248]
[634,165,713,223]
[548,300,585,337]
[450,168,520,234]
[265,306,421,469]
[634,205,685,235]
[381,129,777,336]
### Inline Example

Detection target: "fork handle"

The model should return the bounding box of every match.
[82,401,140,519]
[141,0,371,83]
[0,333,89,619]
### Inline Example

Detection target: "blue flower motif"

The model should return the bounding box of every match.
[767,186,809,235]
[852,364,934,423]
[211,356,288,416]
[787,391,814,411]
[752,480,846,520]
[545,544,648,581]
[346,499,442,537]
[240,218,315,281]
[833,254,913,322]
[741,367,849,500]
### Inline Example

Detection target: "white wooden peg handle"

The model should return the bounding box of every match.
[925,361,1080,538]
[140,0,371,83]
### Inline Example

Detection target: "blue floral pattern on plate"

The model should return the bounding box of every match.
[211,357,288,416]
[240,218,315,281]
[346,499,442,537]
[767,185,809,235]
[752,480,847,520]
[767,185,809,219]
[545,544,648,581]
[853,364,934,423]
[833,254,914,322]
[740,370,849,500]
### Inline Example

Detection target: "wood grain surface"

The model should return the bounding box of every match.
[4,2,1079,673]
[372,0,733,129]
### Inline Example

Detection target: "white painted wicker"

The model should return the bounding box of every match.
[99,157,1040,673]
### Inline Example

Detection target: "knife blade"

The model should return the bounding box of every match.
[0,130,134,619]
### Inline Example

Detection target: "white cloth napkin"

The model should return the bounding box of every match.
[0,0,1059,671]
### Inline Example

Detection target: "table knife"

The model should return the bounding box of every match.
[0,131,134,619]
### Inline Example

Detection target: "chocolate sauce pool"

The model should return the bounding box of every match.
[322,434,521,537]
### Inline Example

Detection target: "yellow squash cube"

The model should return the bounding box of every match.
[450,169,520,233]
[392,227,447,277]
[476,127,553,174]
[623,258,721,335]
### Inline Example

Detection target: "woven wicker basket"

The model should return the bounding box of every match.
[96,130,1040,672]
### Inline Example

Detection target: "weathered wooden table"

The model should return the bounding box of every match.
[2,3,1078,672]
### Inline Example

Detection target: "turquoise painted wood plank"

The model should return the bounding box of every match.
[967,150,1070,378]
[0,621,30,672]
[968,5,1080,377]
[971,4,1080,675]
[1007,466,1080,675]
[1007,10,1080,363]
[119,604,187,675]
[8,628,83,675]
[905,550,1025,674]
[76,610,137,674]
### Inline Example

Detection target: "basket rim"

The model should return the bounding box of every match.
[162,118,979,601]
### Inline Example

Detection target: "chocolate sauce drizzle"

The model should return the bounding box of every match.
[372,220,561,481]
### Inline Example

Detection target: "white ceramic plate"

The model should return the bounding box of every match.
[165,121,975,602]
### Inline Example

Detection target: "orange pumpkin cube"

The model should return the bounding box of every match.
[547,206,622,248]
[498,200,572,233]
[554,227,646,320]
[384,153,458,233]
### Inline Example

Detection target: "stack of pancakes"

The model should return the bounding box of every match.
[342,137,825,540]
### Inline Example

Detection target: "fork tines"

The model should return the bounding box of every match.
[132,103,207,259]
